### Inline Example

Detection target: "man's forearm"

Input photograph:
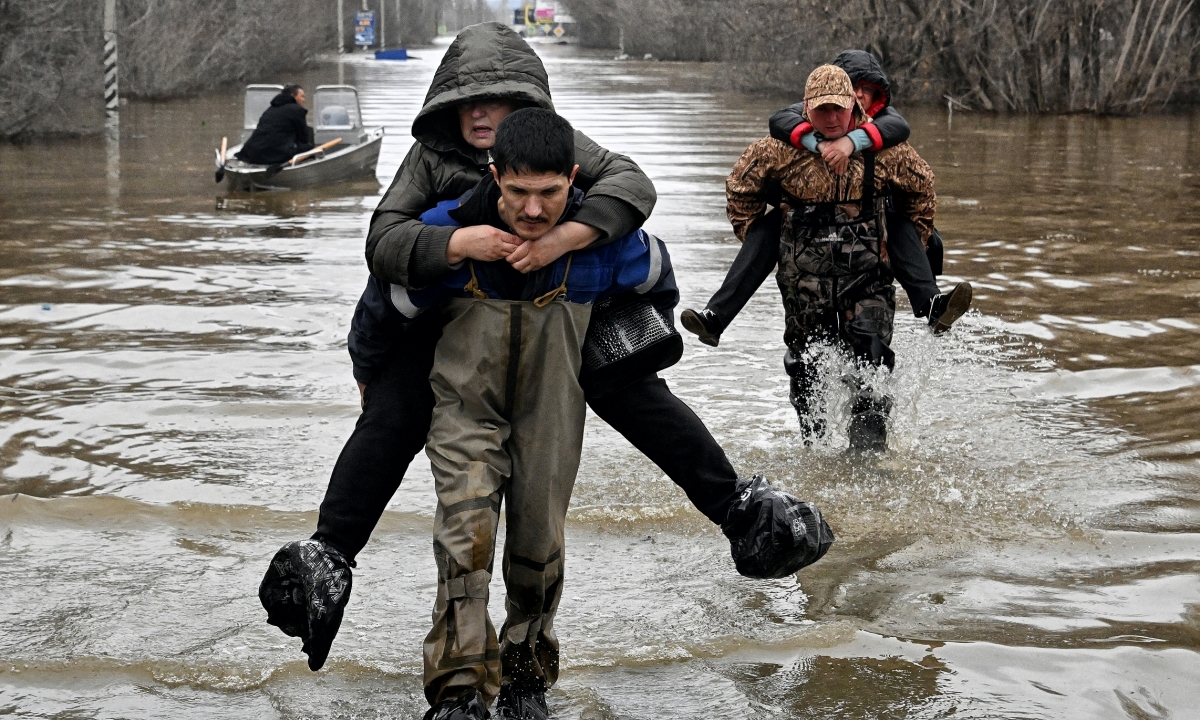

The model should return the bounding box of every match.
[725,138,776,241]
[726,198,766,242]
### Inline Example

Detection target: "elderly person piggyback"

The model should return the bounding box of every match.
[726,64,937,452]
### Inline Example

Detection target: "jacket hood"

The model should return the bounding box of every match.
[412,22,554,158]
[832,50,892,111]
[269,92,300,108]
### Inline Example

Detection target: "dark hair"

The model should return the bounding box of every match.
[491,107,575,177]
[283,84,303,98]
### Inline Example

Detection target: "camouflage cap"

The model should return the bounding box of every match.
[804,64,855,109]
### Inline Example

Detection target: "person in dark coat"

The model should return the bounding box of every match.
[235,84,315,165]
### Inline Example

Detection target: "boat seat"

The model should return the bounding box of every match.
[320,105,352,128]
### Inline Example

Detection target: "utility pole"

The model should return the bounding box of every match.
[337,0,345,54]
[103,0,120,203]
[337,0,345,84]
[380,0,386,50]
[103,0,119,136]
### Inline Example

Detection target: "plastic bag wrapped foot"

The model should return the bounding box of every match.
[721,475,834,578]
[258,539,354,671]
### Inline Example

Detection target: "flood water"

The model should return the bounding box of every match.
[3,42,1200,719]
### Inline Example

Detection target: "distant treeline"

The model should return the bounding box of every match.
[563,0,1200,113]
[0,0,438,138]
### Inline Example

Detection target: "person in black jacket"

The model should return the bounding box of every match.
[681,50,973,345]
[235,84,315,165]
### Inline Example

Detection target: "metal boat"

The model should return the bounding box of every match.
[215,84,383,191]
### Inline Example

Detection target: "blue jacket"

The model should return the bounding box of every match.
[348,183,677,383]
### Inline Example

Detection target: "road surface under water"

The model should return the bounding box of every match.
[2,42,1200,719]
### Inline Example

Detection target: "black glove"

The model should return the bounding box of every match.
[259,539,354,671]
[721,475,834,579]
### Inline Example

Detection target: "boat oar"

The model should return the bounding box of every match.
[214,136,228,183]
[263,138,342,180]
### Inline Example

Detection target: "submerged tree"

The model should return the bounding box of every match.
[862,0,1199,112]
[563,0,1200,112]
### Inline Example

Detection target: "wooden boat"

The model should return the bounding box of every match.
[215,84,383,191]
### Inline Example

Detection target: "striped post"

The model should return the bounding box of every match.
[337,0,344,54]
[103,0,119,134]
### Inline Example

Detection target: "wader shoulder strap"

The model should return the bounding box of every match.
[534,253,573,307]
[463,261,488,299]
[780,151,877,220]
[862,151,875,216]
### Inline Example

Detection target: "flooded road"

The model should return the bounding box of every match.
[3,42,1200,719]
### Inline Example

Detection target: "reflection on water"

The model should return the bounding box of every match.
[2,44,1200,719]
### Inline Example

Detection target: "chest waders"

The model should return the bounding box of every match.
[422,284,591,705]
[775,152,896,450]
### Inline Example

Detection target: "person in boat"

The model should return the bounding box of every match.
[681,50,971,346]
[235,84,315,165]
[257,21,831,717]
[724,64,937,451]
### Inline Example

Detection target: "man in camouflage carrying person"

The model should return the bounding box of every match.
[725,64,936,452]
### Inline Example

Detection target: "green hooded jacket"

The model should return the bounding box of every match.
[366,22,657,287]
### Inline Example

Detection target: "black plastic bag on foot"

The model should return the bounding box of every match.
[258,539,354,671]
[721,475,835,579]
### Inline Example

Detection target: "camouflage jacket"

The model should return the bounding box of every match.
[726,136,936,245]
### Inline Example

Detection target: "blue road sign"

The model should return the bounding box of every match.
[355,11,376,47]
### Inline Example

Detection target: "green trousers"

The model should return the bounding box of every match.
[423,297,591,705]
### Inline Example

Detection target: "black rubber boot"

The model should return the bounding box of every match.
[847,395,892,453]
[258,539,355,671]
[927,282,973,335]
[425,690,491,720]
[784,347,825,443]
[790,378,826,443]
[495,680,550,720]
[680,308,722,347]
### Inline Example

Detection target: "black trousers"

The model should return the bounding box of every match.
[313,314,741,560]
[706,209,941,329]
[886,212,940,315]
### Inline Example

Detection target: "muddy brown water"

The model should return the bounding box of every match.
[2,43,1200,719]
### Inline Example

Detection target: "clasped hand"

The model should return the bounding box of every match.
[818,135,856,176]
[446,225,522,264]
[446,221,599,274]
